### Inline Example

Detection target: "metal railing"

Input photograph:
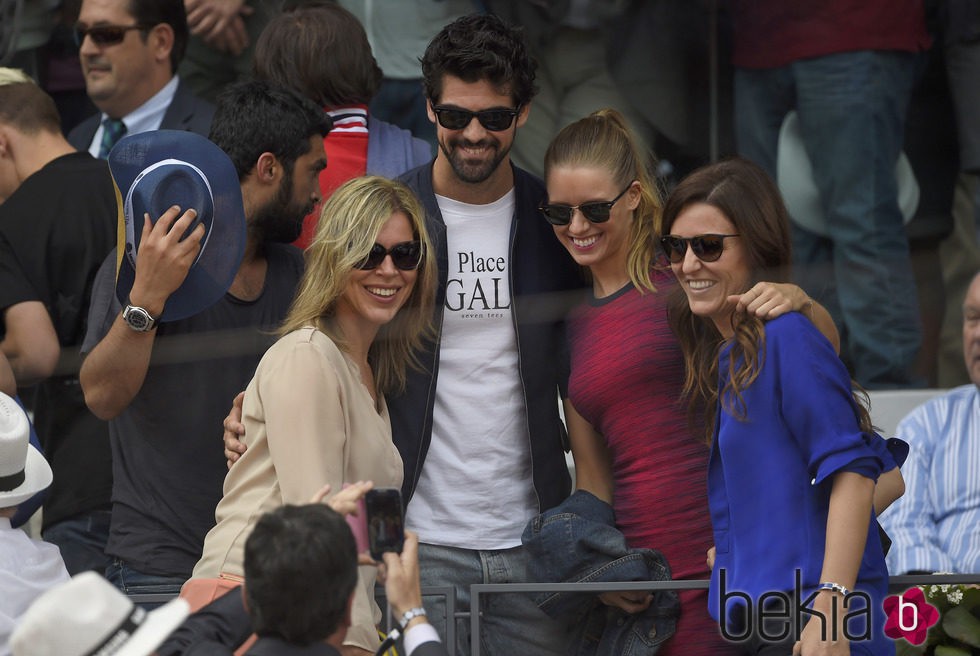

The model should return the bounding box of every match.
[129,573,980,655]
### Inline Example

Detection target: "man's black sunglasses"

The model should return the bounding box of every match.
[431,105,520,132]
[355,241,422,271]
[73,23,152,47]
[538,183,634,226]
[659,234,740,263]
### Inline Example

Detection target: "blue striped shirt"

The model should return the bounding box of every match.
[880,384,980,574]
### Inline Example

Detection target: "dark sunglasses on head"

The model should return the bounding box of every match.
[538,183,635,226]
[660,234,740,263]
[355,241,422,271]
[73,23,151,47]
[431,105,520,131]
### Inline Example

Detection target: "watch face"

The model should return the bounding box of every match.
[125,306,154,331]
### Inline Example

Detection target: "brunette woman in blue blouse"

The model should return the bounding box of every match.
[661,158,894,656]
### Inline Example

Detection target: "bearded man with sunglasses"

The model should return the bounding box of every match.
[68,0,214,159]
[383,13,582,656]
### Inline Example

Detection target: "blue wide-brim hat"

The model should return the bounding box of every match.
[108,130,246,322]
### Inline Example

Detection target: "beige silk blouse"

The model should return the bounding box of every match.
[192,326,403,650]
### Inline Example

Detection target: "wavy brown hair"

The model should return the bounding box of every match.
[543,109,662,293]
[279,176,436,395]
[253,4,382,107]
[662,158,872,442]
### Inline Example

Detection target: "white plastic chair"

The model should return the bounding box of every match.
[867,389,946,438]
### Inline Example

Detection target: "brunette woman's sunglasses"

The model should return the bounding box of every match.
[73,23,151,47]
[660,234,740,263]
[538,183,634,226]
[355,241,422,271]
[431,105,520,131]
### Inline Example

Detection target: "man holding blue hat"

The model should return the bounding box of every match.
[79,80,330,599]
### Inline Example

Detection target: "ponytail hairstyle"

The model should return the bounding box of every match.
[543,109,662,292]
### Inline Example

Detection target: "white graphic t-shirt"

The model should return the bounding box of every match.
[405,190,536,549]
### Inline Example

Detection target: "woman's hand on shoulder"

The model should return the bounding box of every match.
[729,282,807,320]
[731,283,840,352]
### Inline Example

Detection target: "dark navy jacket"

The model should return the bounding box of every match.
[394,161,586,513]
[68,79,215,151]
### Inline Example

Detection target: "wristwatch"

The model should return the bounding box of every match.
[398,607,427,630]
[122,304,157,332]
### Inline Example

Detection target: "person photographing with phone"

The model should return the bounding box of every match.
[13,487,449,656]
[184,175,436,656]
[239,504,448,656]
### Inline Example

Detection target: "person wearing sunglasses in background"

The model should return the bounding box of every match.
[68,0,214,158]
[535,110,839,655]
[190,176,436,656]
[662,158,895,655]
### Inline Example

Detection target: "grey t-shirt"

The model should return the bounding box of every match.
[81,243,304,578]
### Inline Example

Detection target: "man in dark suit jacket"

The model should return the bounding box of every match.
[68,0,214,157]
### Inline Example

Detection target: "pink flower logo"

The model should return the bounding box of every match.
[883,587,940,645]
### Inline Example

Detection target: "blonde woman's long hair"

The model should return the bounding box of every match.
[280,176,436,394]
[543,108,662,293]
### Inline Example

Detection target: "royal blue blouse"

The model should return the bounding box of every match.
[707,313,892,653]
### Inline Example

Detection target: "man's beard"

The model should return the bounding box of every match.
[251,168,312,244]
[441,136,509,184]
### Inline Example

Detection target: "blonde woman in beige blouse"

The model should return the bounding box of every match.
[185,176,436,655]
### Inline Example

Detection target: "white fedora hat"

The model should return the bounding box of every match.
[0,392,52,509]
[10,572,190,656]
[777,110,919,238]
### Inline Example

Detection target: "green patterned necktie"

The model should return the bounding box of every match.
[98,117,127,159]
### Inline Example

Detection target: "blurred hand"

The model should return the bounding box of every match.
[730,282,808,320]
[381,531,424,618]
[129,206,205,317]
[598,591,653,614]
[309,482,376,566]
[202,14,249,54]
[793,592,850,655]
[184,0,251,40]
[325,481,373,517]
[223,391,246,468]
